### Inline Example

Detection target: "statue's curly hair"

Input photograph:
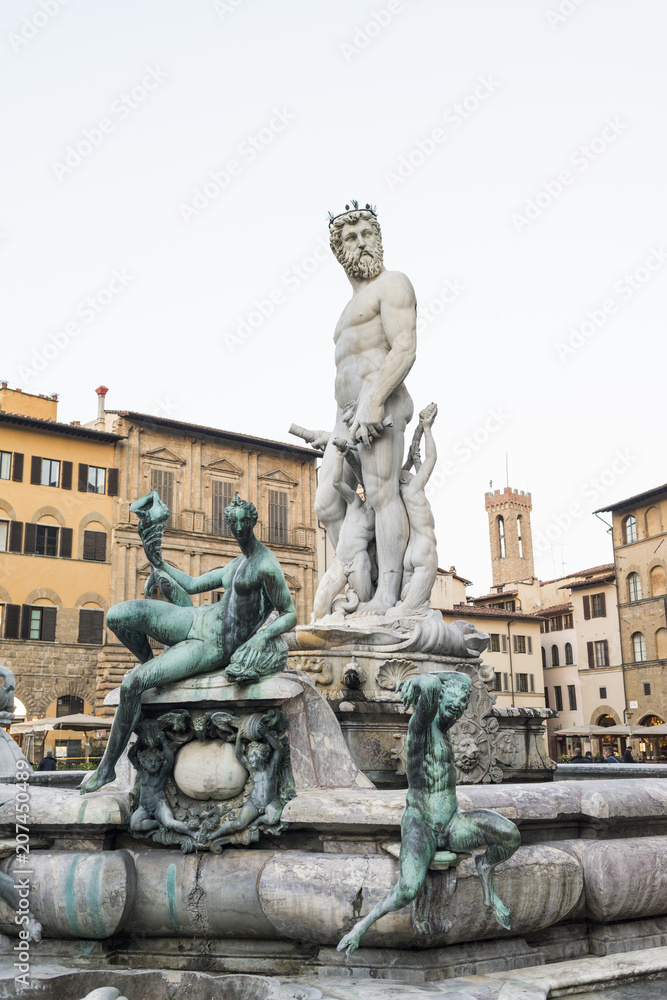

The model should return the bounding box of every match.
[224,493,258,527]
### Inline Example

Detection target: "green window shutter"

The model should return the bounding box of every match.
[41,607,57,642]
[11,454,24,482]
[61,461,73,490]
[59,527,73,558]
[30,457,41,485]
[4,605,20,638]
[107,468,119,496]
[78,464,89,492]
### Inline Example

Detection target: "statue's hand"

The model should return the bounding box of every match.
[350,396,385,450]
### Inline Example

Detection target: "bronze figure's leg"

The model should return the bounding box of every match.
[337,807,436,956]
[80,628,220,794]
[447,808,520,930]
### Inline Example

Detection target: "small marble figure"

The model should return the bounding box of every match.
[207,724,284,848]
[337,671,520,956]
[394,403,439,614]
[312,438,375,619]
[81,493,296,794]
[128,732,192,839]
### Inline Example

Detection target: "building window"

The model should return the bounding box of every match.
[87,466,106,494]
[513,635,526,654]
[599,687,607,699]
[83,530,107,562]
[563,613,573,629]
[504,599,516,612]
[530,673,535,692]
[23,606,57,642]
[494,672,502,691]
[551,644,560,667]
[517,515,523,558]
[623,515,637,544]
[551,616,563,631]
[489,633,500,652]
[644,682,651,696]
[41,459,60,488]
[151,469,175,525]
[0,452,11,479]
[212,480,234,537]
[541,646,546,669]
[541,620,548,633]
[627,572,642,602]
[78,609,104,644]
[0,520,8,552]
[498,516,506,558]
[35,525,59,556]
[516,673,529,693]
[544,688,549,708]
[632,632,647,662]
[591,593,606,618]
[56,694,84,717]
[268,490,288,545]
[565,642,574,665]
[503,673,509,691]
[554,686,563,711]
[590,640,609,667]
[567,685,577,711]
[501,634,507,652]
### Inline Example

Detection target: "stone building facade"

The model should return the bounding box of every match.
[484,487,535,589]
[0,385,121,759]
[597,484,667,736]
[91,406,320,713]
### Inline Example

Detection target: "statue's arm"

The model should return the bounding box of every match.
[160,559,236,596]
[410,423,437,491]
[257,567,297,638]
[352,273,417,443]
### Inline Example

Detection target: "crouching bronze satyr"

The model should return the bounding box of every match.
[337,671,520,956]
[80,491,297,795]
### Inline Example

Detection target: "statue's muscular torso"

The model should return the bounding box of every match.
[405,711,459,841]
[333,269,413,421]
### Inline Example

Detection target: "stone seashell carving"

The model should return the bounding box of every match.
[376,658,418,691]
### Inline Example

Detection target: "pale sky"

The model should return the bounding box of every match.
[2,0,666,593]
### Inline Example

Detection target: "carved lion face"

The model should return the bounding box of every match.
[454,734,480,771]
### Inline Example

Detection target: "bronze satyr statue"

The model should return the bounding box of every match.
[80,492,296,794]
[337,671,520,955]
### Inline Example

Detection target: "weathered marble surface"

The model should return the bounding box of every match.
[0,786,129,834]
[104,672,305,709]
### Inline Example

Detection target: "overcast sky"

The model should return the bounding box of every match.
[3,0,666,593]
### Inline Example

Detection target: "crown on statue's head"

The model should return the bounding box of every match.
[328,200,378,227]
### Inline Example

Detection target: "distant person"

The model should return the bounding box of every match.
[570,747,586,762]
[623,747,635,763]
[585,751,593,761]
[602,747,623,763]
[37,749,57,771]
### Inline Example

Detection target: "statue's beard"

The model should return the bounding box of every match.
[341,244,384,279]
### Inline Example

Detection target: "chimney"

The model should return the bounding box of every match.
[95,385,109,421]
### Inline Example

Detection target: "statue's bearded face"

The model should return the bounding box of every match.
[330,213,384,279]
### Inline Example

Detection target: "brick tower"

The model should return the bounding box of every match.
[485,487,535,588]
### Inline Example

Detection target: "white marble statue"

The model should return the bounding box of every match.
[313,203,417,616]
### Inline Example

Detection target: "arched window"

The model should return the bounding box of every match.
[565,642,573,665]
[656,628,667,660]
[597,714,615,727]
[551,644,560,667]
[517,515,523,558]
[650,566,666,597]
[646,506,661,536]
[632,632,647,662]
[628,572,642,602]
[541,646,546,669]
[623,515,637,544]
[498,516,506,558]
